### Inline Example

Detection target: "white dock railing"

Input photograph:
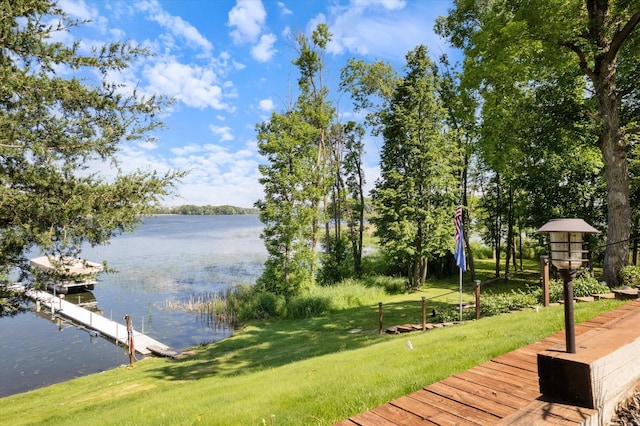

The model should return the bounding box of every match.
[12,284,173,356]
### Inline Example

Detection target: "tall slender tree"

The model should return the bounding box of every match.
[255,111,318,297]
[292,24,335,278]
[371,46,459,287]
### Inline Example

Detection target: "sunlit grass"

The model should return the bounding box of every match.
[0,255,629,425]
[0,296,627,425]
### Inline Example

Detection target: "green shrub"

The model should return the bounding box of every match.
[236,290,285,321]
[306,279,386,310]
[572,274,610,296]
[481,290,538,316]
[433,305,474,323]
[362,275,405,294]
[620,265,640,287]
[285,295,332,319]
[471,242,493,260]
[532,274,611,304]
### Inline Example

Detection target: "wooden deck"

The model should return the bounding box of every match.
[336,299,640,426]
[13,285,173,356]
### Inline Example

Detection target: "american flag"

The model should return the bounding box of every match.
[454,204,466,271]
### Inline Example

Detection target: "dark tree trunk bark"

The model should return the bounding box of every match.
[583,3,639,287]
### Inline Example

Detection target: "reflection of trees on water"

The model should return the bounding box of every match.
[0,292,28,317]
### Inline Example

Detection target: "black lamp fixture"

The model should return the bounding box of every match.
[537,218,599,353]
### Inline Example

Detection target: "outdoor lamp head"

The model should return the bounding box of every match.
[536,219,599,270]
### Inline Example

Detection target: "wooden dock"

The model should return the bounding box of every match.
[13,285,173,356]
[336,299,640,426]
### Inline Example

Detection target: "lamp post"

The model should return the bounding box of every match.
[537,218,599,353]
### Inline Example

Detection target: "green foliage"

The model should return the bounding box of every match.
[234,288,285,321]
[528,275,611,304]
[308,279,388,310]
[285,295,332,319]
[363,275,406,294]
[433,305,474,323]
[470,242,493,259]
[620,265,640,287]
[437,0,638,287]
[370,45,459,287]
[318,235,354,285]
[481,290,539,317]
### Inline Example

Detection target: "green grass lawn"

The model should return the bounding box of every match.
[0,259,629,425]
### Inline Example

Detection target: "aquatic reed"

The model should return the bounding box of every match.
[163,288,238,326]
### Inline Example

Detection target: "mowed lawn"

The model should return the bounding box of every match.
[0,261,628,425]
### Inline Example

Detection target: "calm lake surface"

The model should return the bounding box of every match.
[0,215,266,397]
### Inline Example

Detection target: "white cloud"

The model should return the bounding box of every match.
[163,140,263,207]
[258,98,274,112]
[321,0,450,62]
[251,33,277,62]
[136,0,213,52]
[57,0,95,20]
[143,59,231,110]
[228,0,267,44]
[209,125,234,142]
[278,2,293,16]
[352,0,406,11]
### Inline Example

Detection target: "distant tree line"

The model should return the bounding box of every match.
[152,205,259,215]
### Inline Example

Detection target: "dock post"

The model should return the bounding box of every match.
[124,314,135,367]
[421,297,426,331]
[378,302,383,335]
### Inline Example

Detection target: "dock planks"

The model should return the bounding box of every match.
[16,285,172,356]
[337,299,640,425]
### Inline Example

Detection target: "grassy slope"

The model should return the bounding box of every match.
[0,260,627,425]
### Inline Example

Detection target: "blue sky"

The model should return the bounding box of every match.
[58,0,458,208]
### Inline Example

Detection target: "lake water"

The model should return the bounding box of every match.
[0,215,266,397]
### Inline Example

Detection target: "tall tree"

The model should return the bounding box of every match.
[438,0,640,287]
[255,111,318,297]
[292,24,335,278]
[343,121,367,277]
[436,56,478,280]
[0,0,180,281]
[371,46,458,287]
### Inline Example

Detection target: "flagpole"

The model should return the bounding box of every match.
[459,267,462,321]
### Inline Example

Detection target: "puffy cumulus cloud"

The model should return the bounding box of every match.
[57,0,95,20]
[165,140,263,207]
[251,33,277,62]
[143,59,232,110]
[258,98,274,112]
[209,125,234,142]
[135,0,213,53]
[322,0,448,62]
[228,0,267,44]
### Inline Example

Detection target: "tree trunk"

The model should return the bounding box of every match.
[582,2,638,287]
[504,185,514,279]
[600,110,630,287]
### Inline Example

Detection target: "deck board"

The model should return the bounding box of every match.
[337,299,640,425]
